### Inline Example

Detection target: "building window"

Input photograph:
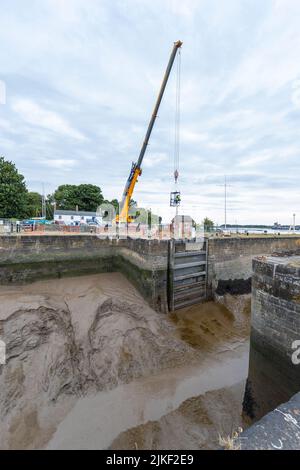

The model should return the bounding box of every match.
[59,215,62,220]
[71,216,74,220]
[81,216,84,220]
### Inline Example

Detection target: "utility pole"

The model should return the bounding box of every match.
[293,213,296,232]
[218,176,231,231]
[224,175,227,231]
[42,183,46,219]
[148,208,152,239]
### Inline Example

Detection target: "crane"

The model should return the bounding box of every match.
[116,40,183,223]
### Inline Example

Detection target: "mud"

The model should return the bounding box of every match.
[170,295,251,351]
[110,382,246,450]
[47,343,249,449]
[0,273,251,449]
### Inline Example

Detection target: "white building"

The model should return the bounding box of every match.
[54,210,103,226]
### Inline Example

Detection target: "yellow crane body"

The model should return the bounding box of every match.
[116,40,182,224]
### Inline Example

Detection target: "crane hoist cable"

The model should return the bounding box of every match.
[170,47,181,211]
[174,46,181,184]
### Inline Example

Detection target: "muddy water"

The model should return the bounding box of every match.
[170,299,250,352]
[108,299,251,450]
[0,274,251,450]
[47,293,251,450]
[47,343,249,449]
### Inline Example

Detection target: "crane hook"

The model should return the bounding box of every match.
[174,169,179,183]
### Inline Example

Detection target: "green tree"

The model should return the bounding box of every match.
[0,156,28,218]
[25,192,42,218]
[52,184,104,211]
[102,198,138,216]
[129,199,137,208]
[130,206,160,224]
[103,198,119,213]
[46,197,55,220]
[203,217,214,232]
[110,199,119,211]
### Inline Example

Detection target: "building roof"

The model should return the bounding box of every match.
[54,210,97,217]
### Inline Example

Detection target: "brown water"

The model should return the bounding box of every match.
[170,299,250,352]
[108,296,251,450]
[0,273,251,449]
[47,344,249,449]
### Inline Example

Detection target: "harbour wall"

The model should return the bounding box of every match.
[1,235,300,313]
[0,235,169,313]
[240,391,300,449]
[243,253,300,422]
[207,237,300,297]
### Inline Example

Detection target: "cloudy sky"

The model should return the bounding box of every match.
[0,0,300,225]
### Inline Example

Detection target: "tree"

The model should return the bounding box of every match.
[203,217,214,232]
[102,198,138,216]
[0,156,28,219]
[52,184,104,211]
[103,199,119,213]
[25,192,42,218]
[45,197,55,220]
[129,199,137,208]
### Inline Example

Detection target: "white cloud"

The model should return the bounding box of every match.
[143,152,168,168]
[40,158,78,169]
[206,137,254,152]
[238,150,274,168]
[165,0,202,19]
[12,98,86,141]
[218,1,300,101]
[0,80,6,104]
[0,0,300,224]
[0,118,12,131]
[180,129,208,144]
[291,79,300,108]
[0,136,15,149]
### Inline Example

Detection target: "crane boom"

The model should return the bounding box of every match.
[117,40,182,223]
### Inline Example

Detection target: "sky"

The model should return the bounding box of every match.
[0,0,300,225]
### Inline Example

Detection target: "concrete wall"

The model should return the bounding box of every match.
[207,237,300,297]
[243,253,300,421]
[0,235,169,313]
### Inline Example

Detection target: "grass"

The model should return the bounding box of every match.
[218,427,243,450]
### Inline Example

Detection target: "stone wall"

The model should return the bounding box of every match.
[207,237,300,297]
[240,391,300,449]
[243,253,300,421]
[0,236,169,313]
[2,234,300,314]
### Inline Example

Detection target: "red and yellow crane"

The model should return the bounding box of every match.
[116,40,182,223]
